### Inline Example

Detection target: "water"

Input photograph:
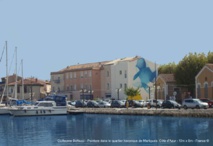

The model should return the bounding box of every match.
[0,114,213,146]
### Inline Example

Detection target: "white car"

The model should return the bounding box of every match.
[182,98,208,109]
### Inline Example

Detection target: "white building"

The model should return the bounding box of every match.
[101,56,157,100]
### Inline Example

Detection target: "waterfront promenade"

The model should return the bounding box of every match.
[68,107,213,118]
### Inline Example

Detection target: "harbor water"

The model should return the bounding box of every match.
[0,114,213,146]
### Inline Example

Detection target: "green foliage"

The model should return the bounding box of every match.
[158,62,177,74]
[124,87,140,99]
[158,51,212,96]
[207,51,213,63]
[174,52,207,94]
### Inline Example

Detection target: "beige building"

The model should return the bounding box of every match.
[156,74,189,103]
[195,63,213,100]
[156,74,176,100]
[8,77,51,101]
[50,61,109,101]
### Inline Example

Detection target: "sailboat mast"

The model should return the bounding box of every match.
[15,47,17,99]
[6,41,8,99]
[21,59,24,99]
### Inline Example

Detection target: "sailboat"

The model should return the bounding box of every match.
[0,43,21,114]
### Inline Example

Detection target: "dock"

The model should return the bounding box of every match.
[67,108,213,118]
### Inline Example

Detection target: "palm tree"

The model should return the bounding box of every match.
[124,87,140,106]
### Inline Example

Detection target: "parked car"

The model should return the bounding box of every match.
[75,100,87,108]
[67,101,76,106]
[132,100,144,108]
[199,98,213,108]
[162,100,181,109]
[87,100,100,108]
[98,101,111,108]
[146,99,163,107]
[182,98,208,109]
[111,100,125,108]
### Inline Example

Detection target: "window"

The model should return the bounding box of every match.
[197,84,201,98]
[119,70,122,75]
[107,71,110,77]
[70,85,73,91]
[120,84,122,88]
[124,70,127,78]
[124,83,127,89]
[81,84,83,89]
[70,72,72,79]
[107,83,110,90]
[204,83,208,98]
[74,84,76,91]
[84,71,87,77]
[89,70,92,77]
[74,72,76,78]
[66,73,69,79]
[67,86,69,91]
[80,71,83,78]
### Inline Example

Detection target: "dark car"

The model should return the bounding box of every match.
[87,100,100,108]
[111,100,125,108]
[162,100,181,109]
[132,100,144,108]
[75,100,87,108]
[199,98,213,108]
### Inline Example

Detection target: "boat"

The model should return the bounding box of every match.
[9,94,68,116]
[9,100,67,116]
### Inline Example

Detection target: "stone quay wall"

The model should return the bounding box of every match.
[74,108,213,118]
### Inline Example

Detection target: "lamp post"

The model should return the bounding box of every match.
[88,90,94,100]
[116,88,121,100]
[80,89,87,106]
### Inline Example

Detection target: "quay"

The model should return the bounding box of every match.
[68,108,213,118]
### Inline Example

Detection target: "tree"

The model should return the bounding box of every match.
[207,51,213,63]
[174,52,207,96]
[124,87,140,100]
[158,62,177,74]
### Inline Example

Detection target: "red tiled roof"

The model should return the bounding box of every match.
[9,78,47,86]
[159,74,175,82]
[51,61,110,74]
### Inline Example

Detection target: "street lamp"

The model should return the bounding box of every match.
[116,88,121,100]
[80,89,87,105]
[88,90,94,100]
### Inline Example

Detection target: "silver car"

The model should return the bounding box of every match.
[182,98,208,109]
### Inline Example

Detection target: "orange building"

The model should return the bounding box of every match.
[50,61,109,100]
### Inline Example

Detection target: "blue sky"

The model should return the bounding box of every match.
[0,0,212,80]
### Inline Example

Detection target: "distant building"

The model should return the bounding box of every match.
[0,74,22,101]
[102,56,157,100]
[51,56,158,101]
[195,63,213,100]
[8,77,51,101]
[50,62,109,101]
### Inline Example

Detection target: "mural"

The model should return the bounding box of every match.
[133,58,157,93]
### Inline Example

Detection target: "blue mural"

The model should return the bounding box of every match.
[133,58,157,92]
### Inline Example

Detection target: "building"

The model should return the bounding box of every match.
[0,74,22,101]
[195,63,213,100]
[156,74,181,101]
[50,62,109,101]
[107,56,157,100]
[50,56,158,101]
[8,77,51,101]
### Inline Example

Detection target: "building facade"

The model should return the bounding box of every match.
[50,62,108,100]
[195,64,213,100]
[50,56,158,101]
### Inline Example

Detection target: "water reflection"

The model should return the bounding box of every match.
[0,114,213,146]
